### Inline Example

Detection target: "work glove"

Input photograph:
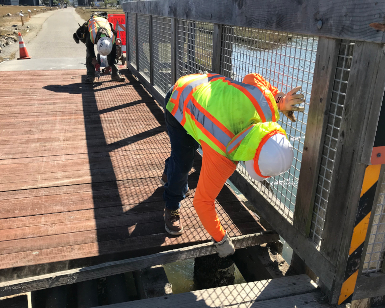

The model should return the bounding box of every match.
[214,232,235,258]
[275,86,305,122]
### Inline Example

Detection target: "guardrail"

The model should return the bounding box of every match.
[122,0,385,304]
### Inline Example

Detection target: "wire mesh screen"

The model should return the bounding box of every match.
[176,20,214,79]
[310,41,355,247]
[138,15,150,80]
[127,12,137,68]
[153,16,173,95]
[363,171,385,273]
[221,26,318,221]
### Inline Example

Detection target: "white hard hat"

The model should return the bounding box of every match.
[245,133,294,181]
[97,37,112,56]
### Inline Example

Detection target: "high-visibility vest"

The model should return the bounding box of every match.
[88,16,115,44]
[166,73,286,162]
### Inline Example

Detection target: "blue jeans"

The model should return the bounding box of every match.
[162,88,199,210]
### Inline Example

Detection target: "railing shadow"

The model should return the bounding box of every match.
[42,71,202,269]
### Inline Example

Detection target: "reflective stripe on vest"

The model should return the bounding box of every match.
[185,97,234,152]
[226,125,254,155]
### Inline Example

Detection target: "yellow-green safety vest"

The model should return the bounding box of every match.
[166,73,286,162]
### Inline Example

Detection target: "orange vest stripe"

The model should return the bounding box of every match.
[253,129,285,177]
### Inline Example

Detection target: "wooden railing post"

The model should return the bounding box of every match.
[170,18,177,84]
[135,13,139,72]
[212,24,223,74]
[318,41,385,304]
[149,15,154,85]
[293,38,341,236]
[125,13,129,66]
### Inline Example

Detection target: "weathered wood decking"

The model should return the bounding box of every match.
[0,70,274,286]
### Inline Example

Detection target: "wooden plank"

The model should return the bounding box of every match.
[96,275,321,308]
[122,0,385,43]
[0,233,276,297]
[293,38,340,236]
[353,273,385,301]
[229,170,335,290]
[0,204,253,238]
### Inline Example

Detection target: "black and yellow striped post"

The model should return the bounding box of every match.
[338,164,382,304]
[338,95,385,305]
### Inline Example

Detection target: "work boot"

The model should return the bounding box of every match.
[164,208,183,235]
[84,76,95,84]
[160,173,191,197]
[111,73,125,82]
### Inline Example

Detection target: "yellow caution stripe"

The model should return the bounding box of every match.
[338,164,381,305]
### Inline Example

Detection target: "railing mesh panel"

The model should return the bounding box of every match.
[221,26,318,222]
[176,20,213,79]
[153,16,173,95]
[138,15,150,80]
[127,13,137,68]
[310,41,355,247]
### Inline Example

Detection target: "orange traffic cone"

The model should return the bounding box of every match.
[17,32,31,60]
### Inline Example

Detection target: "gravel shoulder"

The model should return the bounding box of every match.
[0,8,58,62]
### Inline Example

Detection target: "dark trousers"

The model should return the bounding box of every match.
[162,88,200,210]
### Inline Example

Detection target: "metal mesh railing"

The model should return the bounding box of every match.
[176,20,214,79]
[222,26,318,221]
[127,13,137,68]
[363,171,385,273]
[153,17,173,95]
[138,15,150,80]
[310,41,355,247]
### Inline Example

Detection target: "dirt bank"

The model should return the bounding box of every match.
[0,6,58,62]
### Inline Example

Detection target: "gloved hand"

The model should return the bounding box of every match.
[275,86,305,122]
[214,232,235,258]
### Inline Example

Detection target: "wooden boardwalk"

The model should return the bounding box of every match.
[0,70,274,285]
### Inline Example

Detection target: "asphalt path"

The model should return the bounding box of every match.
[0,8,86,71]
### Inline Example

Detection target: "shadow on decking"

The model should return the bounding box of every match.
[40,70,256,269]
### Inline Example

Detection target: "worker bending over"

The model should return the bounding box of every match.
[73,14,125,83]
[161,73,304,258]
